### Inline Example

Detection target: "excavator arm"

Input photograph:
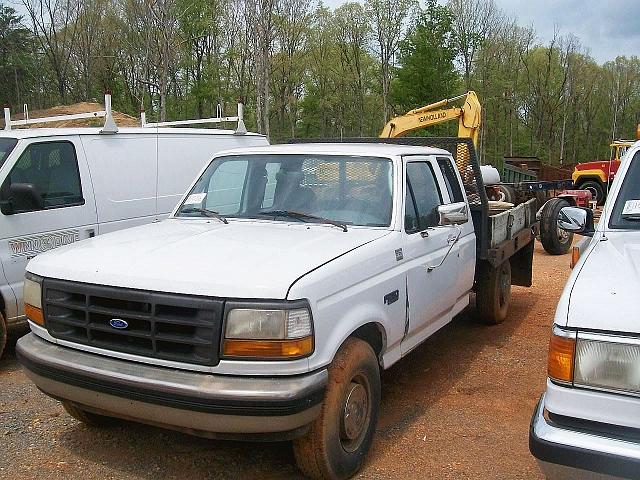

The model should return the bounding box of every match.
[380,91,482,149]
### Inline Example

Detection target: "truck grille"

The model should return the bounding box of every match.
[42,279,224,366]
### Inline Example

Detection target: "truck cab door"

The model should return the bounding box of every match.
[401,157,461,356]
[0,137,98,321]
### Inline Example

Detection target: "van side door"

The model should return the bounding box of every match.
[0,137,98,320]
[400,156,460,356]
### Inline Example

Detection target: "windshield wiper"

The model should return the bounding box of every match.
[180,207,228,224]
[258,209,348,232]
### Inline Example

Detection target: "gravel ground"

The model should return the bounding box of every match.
[0,241,569,479]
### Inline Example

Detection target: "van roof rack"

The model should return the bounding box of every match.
[3,93,119,134]
[140,102,247,135]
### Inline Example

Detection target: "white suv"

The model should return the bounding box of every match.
[530,140,640,479]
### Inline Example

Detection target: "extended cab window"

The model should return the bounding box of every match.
[0,141,83,214]
[609,151,640,229]
[178,154,393,227]
[405,162,442,233]
[437,157,464,203]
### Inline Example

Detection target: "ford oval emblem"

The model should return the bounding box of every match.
[109,318,129,330]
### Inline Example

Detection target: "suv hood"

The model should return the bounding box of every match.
[568,232,640,332]
[27,219,390,299]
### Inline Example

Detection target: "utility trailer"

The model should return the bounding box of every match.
[291,136,538,324]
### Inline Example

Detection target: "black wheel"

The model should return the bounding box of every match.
[579,180,605,206]
[63,402,115,427]
[496,185,516,204]
[476,260,511,325]
[540,198,573,255]
[293,338,380,480]
[0,313,6,359]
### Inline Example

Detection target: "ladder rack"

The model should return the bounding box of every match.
[3,93,118,134]
[140,102,247,135]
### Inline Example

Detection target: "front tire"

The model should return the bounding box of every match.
[476,260,511,325]
[540,198,573,255]
[293,338,380,480]
[63,402,115,427]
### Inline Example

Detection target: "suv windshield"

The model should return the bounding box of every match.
[0,138,18,169]
[609,150,640,229]
[176,154,393,227]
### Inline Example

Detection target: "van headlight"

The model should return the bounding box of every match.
[24,272,44,326]
[574,335,640,394]
[222,304,313,360]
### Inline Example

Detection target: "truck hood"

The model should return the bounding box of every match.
[27,219,390,299]
[568,232,640,332]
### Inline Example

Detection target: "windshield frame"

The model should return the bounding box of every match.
[173,152,397,229]
[0,138,18,170]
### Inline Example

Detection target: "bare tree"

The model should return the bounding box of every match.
[366,0,417,123]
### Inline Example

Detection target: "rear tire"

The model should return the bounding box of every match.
[496,185,516,204]
[293,338,380,480]
[63,402,115,427]
[540,198,573,255]
[579,180,605,206]
[476,260,511,325]
[0,313,6,359]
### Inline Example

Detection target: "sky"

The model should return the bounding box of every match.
[323,0,639,64]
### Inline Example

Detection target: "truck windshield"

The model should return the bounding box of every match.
[177,154,393,227]
[0,138,18,169]
[609,151,640,229]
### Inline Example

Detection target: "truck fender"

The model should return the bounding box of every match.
[573,171,607,185]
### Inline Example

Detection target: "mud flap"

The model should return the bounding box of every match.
[510,238,534,287]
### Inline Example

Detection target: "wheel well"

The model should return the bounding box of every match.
[350,323,385,361]
[575,176,604,187]
[0,293,5,319]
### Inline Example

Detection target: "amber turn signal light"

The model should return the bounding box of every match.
[223,337,313,360]
[25,304,45,326]
[548,327,576,383]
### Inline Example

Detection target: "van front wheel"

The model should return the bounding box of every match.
[293,338,380,480]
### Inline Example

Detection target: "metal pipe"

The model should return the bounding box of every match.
[3,107,11,131]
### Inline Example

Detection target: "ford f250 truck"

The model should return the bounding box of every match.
[17,138,538,479]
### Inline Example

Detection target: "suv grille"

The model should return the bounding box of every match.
[43,279,224,366]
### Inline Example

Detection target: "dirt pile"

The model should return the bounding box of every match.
[1,102,139,129]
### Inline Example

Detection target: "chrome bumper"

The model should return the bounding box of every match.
[530,393,640,480]
[17,333,327,438]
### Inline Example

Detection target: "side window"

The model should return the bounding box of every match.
[405,162,443,233]
[203,160,248,214]
[437,157,464,203]
[1,141,83,213]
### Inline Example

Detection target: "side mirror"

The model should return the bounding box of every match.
[0,183,44,215]
[437,202,469,226]
[558,206,595,237]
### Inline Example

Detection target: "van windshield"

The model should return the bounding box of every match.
[176,154,394,227]
[0,138,18,169]
[610,151,640,230]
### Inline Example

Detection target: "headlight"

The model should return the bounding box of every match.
[575,335,640,394]
[24,272,44,326]
[222,306,313,360]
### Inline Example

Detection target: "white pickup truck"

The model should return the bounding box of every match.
[530,140,640,480]
[17,138,538,479]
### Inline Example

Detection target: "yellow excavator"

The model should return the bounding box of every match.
[379,91,482,147]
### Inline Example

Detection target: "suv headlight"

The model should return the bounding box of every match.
[24,272,44,326]
[574,334,640,394]
[222,304,313,360]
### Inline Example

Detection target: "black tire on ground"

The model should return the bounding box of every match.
[540,198,573,255]
[62,402,115,427]
[293,338,380,480]
[0,313,6,359]
[579,180,605,206]
[476,260,511,325]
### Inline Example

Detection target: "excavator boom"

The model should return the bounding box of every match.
[380,91,482,149]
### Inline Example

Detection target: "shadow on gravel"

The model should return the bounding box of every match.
[36,290,536,479]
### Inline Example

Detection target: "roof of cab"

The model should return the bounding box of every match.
[0,128,265,140]
[214,142,452,158]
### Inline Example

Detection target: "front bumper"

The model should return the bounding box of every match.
[530,393,640,480]
[17,333,327,439]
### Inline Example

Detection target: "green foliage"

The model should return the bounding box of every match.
[392,0,459,112]
[0,4,37,106]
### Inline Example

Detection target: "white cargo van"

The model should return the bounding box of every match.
[0,104,267,355]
